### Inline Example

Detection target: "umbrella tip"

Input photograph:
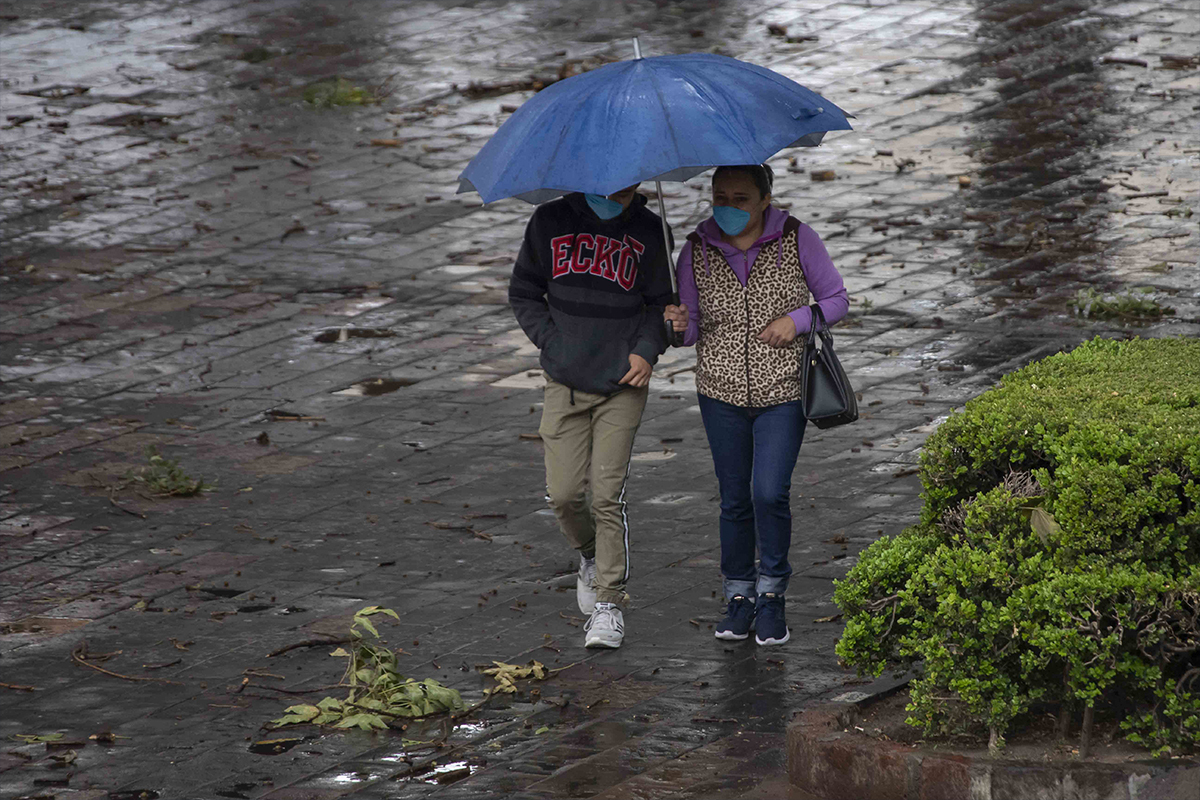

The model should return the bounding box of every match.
[632,37,643,59]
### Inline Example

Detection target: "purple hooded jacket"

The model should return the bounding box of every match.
[677,206,848,346]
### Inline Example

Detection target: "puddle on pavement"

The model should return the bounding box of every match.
[630,449,676,462]
[332,377,418,396]
[248,736,304,756]
[647,492,700,504]
[313,327,396,343]
[409,759,477,785]
[236,604,272,613]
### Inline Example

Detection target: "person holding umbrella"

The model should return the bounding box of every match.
[457,41,853,648]
[509,184,673,649]
[663,163,848,646]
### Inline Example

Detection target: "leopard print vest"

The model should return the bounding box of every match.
[688,218,811,408]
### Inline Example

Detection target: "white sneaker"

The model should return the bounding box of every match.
[584,602,624,649]
[577,556,597,614]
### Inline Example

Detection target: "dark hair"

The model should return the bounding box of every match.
[713,164,774,199]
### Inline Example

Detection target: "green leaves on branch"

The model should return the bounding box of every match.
[12,733,65,743]
[303,78,377,108]
[271,605,463,732]
[1070,287,1174,322]
[835,337,1200,755]
[126,446,214,497]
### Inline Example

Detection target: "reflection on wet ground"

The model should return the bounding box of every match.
[964,0,1119,314]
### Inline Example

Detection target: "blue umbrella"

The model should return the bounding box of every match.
[457,41,852,342]
[457,46,853,205]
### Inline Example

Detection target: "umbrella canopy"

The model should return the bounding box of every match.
[457,52,853,204]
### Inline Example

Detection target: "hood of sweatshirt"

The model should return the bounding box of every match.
[695,205,790,257]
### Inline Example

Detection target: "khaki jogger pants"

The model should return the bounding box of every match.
[539,376,648,605]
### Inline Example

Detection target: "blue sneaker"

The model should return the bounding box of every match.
[754,593,790,646]
[714,595,756,641]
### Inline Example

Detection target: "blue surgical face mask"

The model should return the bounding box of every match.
[713,205,751,236]
[585,193,625,220]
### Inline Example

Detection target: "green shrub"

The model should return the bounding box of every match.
[835,337,1200,755]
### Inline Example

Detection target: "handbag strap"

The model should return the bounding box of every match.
[810,303,829,333]
[809,303,835,353]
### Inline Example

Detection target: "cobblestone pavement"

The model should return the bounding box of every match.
[1,0,1197,798]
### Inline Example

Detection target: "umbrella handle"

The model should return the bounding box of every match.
[654,181,685,348]
[665,292,685,348]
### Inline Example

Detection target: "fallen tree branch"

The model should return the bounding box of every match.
[72,643,182,685]
[245,682,348,695]
[267,637,352,658]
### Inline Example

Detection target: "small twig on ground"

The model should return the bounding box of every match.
[72,643,182,685]
[108,491,146,518]
[0,681,39,692]
[75,641,122,662]
[244,682,349,695]
[243,669,285,680]
[558,612,584,627]
[142,659,182,670]
[266,637,352,658]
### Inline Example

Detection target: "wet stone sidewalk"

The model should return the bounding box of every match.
[1,0,1197,798]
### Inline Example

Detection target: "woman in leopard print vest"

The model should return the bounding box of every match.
[664,164,848,646]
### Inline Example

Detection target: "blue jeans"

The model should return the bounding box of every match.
[697,394,806,600]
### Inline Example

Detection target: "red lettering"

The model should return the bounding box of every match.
[551,232,643,289]
[617,235,644,290]
[571,233,595,274]
[594,236,624,281]
[550,234,575,278]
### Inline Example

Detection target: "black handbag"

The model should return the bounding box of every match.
[799,304,858,429]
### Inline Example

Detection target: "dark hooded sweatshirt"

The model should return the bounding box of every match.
[509,192,673,395]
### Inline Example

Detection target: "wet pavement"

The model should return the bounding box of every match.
[1,0,1197,798]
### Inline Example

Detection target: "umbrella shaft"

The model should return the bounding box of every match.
[654,181,678,294]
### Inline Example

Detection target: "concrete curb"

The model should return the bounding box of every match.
[786,701,1199,800]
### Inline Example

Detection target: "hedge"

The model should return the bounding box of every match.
[834,337,1200,754]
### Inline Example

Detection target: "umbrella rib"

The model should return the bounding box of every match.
[497,65,629,199]
[678,66,764,165]
[647,66,688,184]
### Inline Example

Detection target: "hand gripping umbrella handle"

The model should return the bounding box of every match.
[655,181,685,348]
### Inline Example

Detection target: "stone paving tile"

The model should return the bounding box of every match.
[1,0,1197,797]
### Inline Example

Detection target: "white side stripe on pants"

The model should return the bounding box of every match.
[617,458,632,583]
